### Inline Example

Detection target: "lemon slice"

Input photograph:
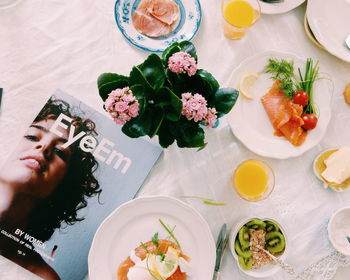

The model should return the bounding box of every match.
[153,247,179,279]
[239,72,259,100]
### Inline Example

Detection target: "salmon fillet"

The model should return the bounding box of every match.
[117,240,188,280]
[261,81,307,146]
[132,0,179,38]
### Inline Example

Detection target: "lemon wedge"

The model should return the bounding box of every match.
[152,247,179,279]
[238,72,259,100]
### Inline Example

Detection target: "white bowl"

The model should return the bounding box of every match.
[229,217,288,278]
[328,206,350,256]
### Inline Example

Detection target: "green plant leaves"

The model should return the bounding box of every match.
[97,73,129,101]
[97,41,240,149]
[137,54,166,91]
[162,41,198,64]
[155,87,182,121]
[214,88,239,117]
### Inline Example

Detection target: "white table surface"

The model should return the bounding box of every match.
[1,0,350,279]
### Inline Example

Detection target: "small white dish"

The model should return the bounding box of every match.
[226,50,333,159]
[88,196,215,280]
[229,217,288,278]
[114,0,202,52]
[313,148,350,192]
[328,206,350,256]
[259,0,305,15]
[307,0,350,63]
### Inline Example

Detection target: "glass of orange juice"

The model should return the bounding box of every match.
[232,159,275,202]
[222,0,261,40]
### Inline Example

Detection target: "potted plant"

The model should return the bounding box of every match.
[97,41,238,149]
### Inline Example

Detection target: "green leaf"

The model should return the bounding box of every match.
[155,87,182,121]
[176,124,206,148]
[152,232,159,247]
[162,41,198,65]
[129,66,154,99]
[130,85,147,115]
[138,54,166,91]
[214,88,239,117]
[149,108,164,137]
[97,73,129,101]
[196,69,220,104]
[178,41,197,62]
[157,121,176,148]
[162,42,181,63]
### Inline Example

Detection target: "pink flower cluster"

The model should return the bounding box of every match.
[168,51,197,76]
[104,87,139,125]
[181,92,217,128]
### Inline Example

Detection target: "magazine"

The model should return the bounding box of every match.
[0,90,163,280]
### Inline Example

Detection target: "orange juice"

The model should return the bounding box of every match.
[222,0,260,40]
[233,159,274,201]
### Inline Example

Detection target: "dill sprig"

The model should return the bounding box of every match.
[264,58,297,98]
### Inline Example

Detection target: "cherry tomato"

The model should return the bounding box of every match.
[301,114,318,130]
[293,91,309,107]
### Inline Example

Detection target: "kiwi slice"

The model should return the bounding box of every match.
[238,255,253,270]
[265,220,280,233]
[234,239,252,258]
[265,231,285,254]
[238,226,251,249]
[246,218,266,230]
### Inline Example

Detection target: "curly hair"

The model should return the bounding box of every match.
[26,97,101,242]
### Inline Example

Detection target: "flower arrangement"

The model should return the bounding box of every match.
[97,41,238,149]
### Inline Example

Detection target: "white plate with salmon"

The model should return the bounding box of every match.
[114,0,202,52]
[227,51,333,159]
[88,196,216,280]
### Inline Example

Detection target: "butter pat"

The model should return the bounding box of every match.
[322,147,350,184]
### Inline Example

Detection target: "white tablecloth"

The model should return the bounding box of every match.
[1,0,350,279]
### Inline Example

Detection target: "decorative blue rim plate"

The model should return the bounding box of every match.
[114,0,202,53]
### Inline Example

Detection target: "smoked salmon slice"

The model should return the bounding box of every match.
[261,81,307,146]
[117,240,188,280]
[132,0,179,38]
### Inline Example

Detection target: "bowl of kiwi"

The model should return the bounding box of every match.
[229,217,288,278]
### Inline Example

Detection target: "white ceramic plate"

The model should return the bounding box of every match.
[259,0,305,15]
[88,196,216,280]
[229,217,288,278]
[227,51,332,159]
[114,0,202,52]
[307,0,350,63]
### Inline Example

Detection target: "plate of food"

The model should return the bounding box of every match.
[227,51,332,159]
[229,217,288,277]
[313,146,350,192]
[258,0,305,15]
[88,196,216,280]
[114,0,202,52]
[306,0,350,63]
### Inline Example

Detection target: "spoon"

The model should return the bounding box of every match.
[346,34,350,50]
[256,245,295,275]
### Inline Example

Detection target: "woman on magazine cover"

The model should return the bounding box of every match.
[0,98,101,280]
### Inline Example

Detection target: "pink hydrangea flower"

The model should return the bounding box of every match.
[104,87,139,125]
[181,92,217,127]
[168,52,197,76]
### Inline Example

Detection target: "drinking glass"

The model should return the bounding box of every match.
[221,0,261,40]
[232,159,275,202]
